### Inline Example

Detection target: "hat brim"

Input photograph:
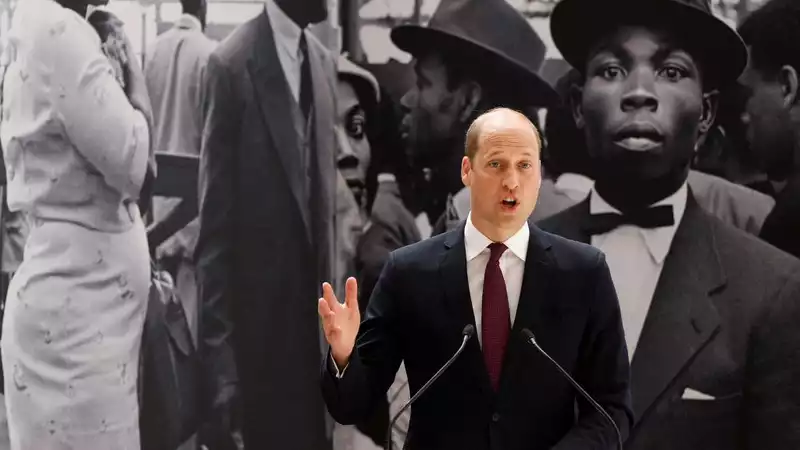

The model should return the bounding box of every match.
[391,25,560,108]
[550,0,747,89]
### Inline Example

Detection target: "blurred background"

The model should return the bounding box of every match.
[0,0,771,103]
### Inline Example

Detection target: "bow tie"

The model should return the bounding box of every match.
[585,204,675,235]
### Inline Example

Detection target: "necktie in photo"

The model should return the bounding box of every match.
[482,242,510,391]
[299,32,312,121]
[585,204,674,235]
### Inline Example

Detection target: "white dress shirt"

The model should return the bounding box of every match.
[464,213,529,346]
[266,0,305,103]
[332,214,530,376]
[590,183,688,359]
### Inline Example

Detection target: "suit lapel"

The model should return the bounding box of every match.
[498,226,556,392]
[508,226,555,343]
[440,224,492,395]
[439,222,559,397]
[307,37,336,254]
[630,195,725,420]
[246,8,311,242]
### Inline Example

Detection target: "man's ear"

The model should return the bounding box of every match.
[570,84,585,129]
[461,155,472,187]
[457,80,483,123]
[779,64,799,108]
[698,90,719,136]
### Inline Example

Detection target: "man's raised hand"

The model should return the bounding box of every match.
[318,277,361,368]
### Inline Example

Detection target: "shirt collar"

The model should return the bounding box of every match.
[554,172,595,199]
[589,182,689,264]
[266,0,304,58]
[464,212,529,262]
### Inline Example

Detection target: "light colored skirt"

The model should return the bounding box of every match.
[0,212,150,450]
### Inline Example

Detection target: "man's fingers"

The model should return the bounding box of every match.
[321,282,340,310]
[345,277,359,311]
[318,298,333,318]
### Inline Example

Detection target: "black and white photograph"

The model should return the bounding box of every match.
[0,0,798,449]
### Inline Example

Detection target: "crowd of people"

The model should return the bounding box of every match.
[0,0,797,449]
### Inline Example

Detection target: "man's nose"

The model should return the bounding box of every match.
[503,171,520,190]
[335,126,357,163]
[621,69,658,112]
[400,89,416,110]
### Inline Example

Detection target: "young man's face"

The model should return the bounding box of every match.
[400,52,470,165]
[738,56,797,180]
[573,26,716,183]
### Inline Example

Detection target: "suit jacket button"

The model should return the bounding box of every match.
[492,413,500,422]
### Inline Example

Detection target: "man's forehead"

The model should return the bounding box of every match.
[414,51,446,70]
[589,25,689,59]
[480,125,539,153]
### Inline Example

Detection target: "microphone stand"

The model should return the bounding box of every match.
[385,325,475,450]
[521,328,623,450]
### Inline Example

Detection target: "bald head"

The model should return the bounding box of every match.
[465,108,542,161]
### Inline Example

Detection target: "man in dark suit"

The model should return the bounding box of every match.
[539,0,800,448]
[737,0,800,258]
[195,0,336,448]
[319,108,633,450]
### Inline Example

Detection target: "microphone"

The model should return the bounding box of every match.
[385,324,475,450]
[521,328,623,450]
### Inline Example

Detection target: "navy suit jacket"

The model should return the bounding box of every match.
[322,222,634,450]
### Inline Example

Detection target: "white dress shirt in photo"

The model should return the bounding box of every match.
[266,0,305,103]
[589,183,688,359]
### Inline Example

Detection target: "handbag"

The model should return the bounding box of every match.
[139,261,201,450]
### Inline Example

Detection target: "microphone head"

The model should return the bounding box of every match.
[462,324,475,338]
[521,328,536,342]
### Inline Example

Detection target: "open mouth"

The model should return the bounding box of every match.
[501,198,519,211]
[614,124,664,151]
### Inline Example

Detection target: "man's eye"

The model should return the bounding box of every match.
[347,114,365,138]
[659,66,688,82]
[600,65,625,80]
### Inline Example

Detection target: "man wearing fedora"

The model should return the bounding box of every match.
[391,0,558,231]
[539,0,800,449]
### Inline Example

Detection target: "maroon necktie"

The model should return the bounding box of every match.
[482,242,510,391]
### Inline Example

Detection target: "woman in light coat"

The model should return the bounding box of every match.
[0,0,153,448]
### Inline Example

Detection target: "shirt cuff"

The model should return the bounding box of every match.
[330,353,349,379]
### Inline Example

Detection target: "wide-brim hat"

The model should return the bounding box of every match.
[390,0,559,107]
[550,0,748,89]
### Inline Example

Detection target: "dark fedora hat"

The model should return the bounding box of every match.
[550,0,748,89]
[390,0,559,107]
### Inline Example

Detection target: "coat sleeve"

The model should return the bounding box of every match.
[321,251,405,424]
[743,270,800,449]
[195,50,241,413]
[43,16,150,199]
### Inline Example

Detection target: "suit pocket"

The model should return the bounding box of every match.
[672,392,741,416]
[646,393,742,449]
